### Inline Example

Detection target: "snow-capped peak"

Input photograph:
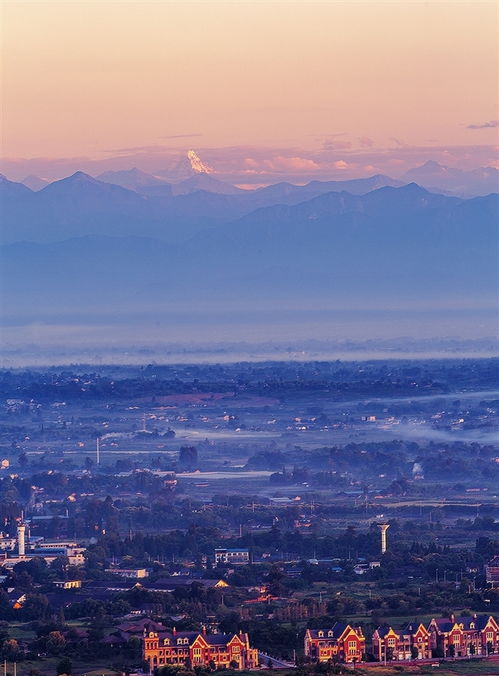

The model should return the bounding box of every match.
[187,150,212,174]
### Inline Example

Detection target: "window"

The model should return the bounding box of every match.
[318,632,324,637]
[328,631,333,637]
[470,623,475,629]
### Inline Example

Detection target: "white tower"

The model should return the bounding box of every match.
[17,524,26,557]
[378,523,390,554]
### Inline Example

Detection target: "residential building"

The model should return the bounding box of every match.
[105,567,149,579]
[427,614,499,657]
[304,624,365,663]
[142,626,258,670]
[485,556,499,587]
[372,623,430,661]
[405,622,432,659]
[214,548,250,565]
[53,580,82,589]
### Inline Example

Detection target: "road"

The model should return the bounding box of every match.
[258,651,294,669]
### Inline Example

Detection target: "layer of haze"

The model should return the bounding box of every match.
[1,1,498,365]
[2,1,498,161]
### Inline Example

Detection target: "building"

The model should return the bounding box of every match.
[105,567,149,579]
[371,615,498,662]
[214,548,250,565]
[53,580,82,589]
[405,622,432,659]
[372,623,431,661]
[0,527,86,568]
[0,535,17,551]
[304,624,365,663]
[142,626,258,670]
[485,556,499,587]
[428,614,499,657]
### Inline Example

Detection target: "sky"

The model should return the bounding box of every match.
[1,0,498,182]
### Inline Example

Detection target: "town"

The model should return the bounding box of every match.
[0,358,497,675]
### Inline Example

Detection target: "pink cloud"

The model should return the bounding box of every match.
[263,156,321,172]
[322,139,352,151]
[358,136,374,148]
[334,160,349,170]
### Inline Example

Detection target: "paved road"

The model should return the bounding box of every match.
[258,651,294,669]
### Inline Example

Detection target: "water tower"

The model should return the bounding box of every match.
[378,523,390,554]
[17,523,26,557]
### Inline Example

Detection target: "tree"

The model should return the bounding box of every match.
[22,593,49,620]
[46,630,66,655]
[179,446,198,468]
[50,556,70,575]
[0,638,19,661]
[57,657,72,675]
[127,635,142,660]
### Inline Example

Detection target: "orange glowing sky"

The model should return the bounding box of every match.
[1,1,498,178]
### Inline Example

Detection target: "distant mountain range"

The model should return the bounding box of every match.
[12,157,498,197]
[21,175,50,191]
[402,160,498,196]
[0,171,408,244]
[1,177,497,321]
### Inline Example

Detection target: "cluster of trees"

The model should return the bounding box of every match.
[2,358,496,402]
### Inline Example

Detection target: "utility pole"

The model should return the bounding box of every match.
[96,437,100,466]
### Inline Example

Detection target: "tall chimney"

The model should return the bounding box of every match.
[378,523,390,554]
[17,524,26,557]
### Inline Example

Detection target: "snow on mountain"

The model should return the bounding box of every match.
[157,149,213,182]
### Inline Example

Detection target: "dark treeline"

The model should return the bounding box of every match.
[1,358,497,401]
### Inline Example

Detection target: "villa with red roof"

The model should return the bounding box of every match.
[142,626,258,670]
[427,614,499,657]
[304,623,365,664]
[372,623,431,661]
